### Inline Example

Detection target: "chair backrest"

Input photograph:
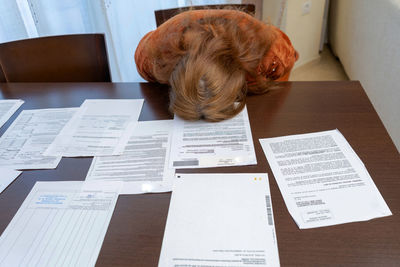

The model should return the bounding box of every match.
[0,34,111,82]
[154,4,255,27]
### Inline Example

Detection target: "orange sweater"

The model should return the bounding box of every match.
[135,10,298,83]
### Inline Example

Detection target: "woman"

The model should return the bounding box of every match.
[135,9,298,122]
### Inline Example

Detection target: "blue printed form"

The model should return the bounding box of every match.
[0,181,122,267]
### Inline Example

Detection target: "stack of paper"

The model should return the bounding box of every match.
[0,108,77,170]
[85,105,258,195]
[86,120,174,194]
[45,99,144,157]
[0,95,395,266]
[159,173,280,267]
[260,129,392,229]
[170,106,257,168]
[0,169,21,194]
[0,100,24,193]
[0,181,121,267]
[0,100,24,129]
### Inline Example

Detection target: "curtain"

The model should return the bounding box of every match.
[0,0,240,82]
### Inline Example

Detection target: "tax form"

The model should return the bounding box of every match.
[0,168,21,194]
[169,106,257,168]
[0,108,77,170]
[0,181,121,267]
[0,100,24,129]
[260,129,392,229]
[159,173,280,267]
[86,120,175,194]
[45,99,144,157]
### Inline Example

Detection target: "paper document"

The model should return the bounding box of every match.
[45,99,144,157]
[0,181,122,267]
[159,173,280,267]
[0,108,77,170]
[0,100,24,129]
[169,106,257,168]
[86,120,174,194]
[0,168,21,194]
[260,129,392,229]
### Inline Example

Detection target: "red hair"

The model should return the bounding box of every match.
[149,10,276,121]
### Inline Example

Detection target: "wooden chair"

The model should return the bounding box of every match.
[0,34,111,82]
[154,4,255,27]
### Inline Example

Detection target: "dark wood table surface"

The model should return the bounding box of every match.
[0,81,399,266]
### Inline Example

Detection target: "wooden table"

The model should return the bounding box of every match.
[0,81,399,266]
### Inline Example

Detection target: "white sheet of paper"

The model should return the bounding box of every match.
[86,120,175,194]
[169,106,257,168]
[260,129,392,229]
[0,168,21,194]
[0,108,77,170]
[45,99,144,157]
[159,173,280,267]
[0,100,24,129]
[0,180,122,267]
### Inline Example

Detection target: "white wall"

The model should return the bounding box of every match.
[262,0,284,26]
[286,0,325,68]
[330,0,400,151]
[263,0,326,68]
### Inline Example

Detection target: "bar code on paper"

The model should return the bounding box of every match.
[265,195,274,226]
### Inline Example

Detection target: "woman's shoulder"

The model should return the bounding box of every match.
[260,26,299,81]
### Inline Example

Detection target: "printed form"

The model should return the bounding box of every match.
[0,169,21,194]
[86,120,175,194]
[169,106,257,168]
[45,99,144,157]
[0,108,77,170]
[159,173,280,267]
[0,100,24,129]
[260,129,392,229]
[0,181,121,267]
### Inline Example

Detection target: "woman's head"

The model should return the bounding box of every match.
[151,10,275,121]
[169,52,247,122]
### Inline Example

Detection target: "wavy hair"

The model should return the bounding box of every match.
[151,10,275,121]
